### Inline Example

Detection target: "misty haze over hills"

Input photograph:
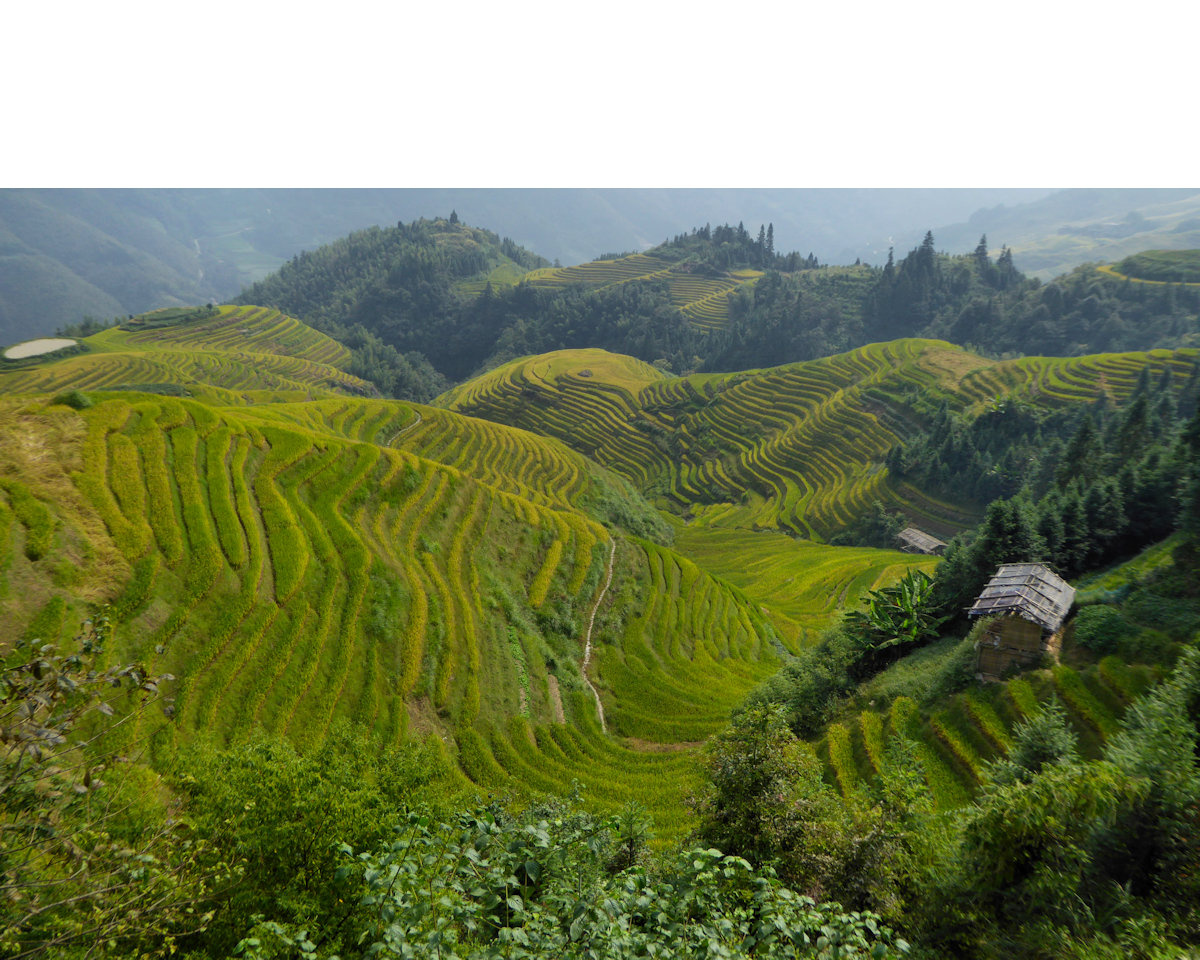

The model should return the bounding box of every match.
[2,187,1199,344]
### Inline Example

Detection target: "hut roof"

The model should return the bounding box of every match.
[966,562,1075,633]
[896,527,947,554]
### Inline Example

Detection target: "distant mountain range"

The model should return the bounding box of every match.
[3,187,1199,344]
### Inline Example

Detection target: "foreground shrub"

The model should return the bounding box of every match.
[1073,604,1135,654]
[237,800,909,960]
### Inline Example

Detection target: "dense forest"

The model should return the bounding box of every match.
[711,232,1200,369]
[237,218,1200,401]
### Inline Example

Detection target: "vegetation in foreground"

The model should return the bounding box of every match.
[694,641,1200,959]
[0,613,907,960]
[6,545,1198,959]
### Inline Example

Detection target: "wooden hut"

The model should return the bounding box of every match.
[896,527,947,555]
[967,562,1075,680]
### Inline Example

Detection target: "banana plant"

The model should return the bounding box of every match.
[845,569,947,651]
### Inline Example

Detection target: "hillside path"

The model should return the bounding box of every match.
[582,538,615,733]
[386,408,422,446]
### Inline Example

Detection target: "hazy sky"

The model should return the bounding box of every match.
[3,2,1195,187]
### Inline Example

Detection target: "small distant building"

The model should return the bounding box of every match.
[968,562,1075,681]
[896,526,947,556]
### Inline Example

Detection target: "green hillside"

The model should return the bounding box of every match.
[1109,249,1200,284]
[439,340,1199,542]
[0,304,374,402]
[4,306,1018,846]
[224,215,1200,417]
[524,252,764,333]
[0,388,792,837]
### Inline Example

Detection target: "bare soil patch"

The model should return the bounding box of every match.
[4,338,76,360]
[547,675,565,723]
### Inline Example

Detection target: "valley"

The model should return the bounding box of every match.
[3,226,1200,959]
[3,298,1194,824]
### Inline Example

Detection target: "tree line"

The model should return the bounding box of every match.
[236,217,1200,402]
[927,367,1200,621]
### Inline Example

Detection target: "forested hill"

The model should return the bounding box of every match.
[236,217,1200,397]
[235,217,548,381]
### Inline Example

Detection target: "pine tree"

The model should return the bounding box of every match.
[1059,489,1091,577]
[1056,415,1102,487]
[1085,478,1127,566]
[918,231,936,273]
[1037,489,1066,567]
[996,245,1016,290]
[974,234,989,267]
[1114,393,1150,462]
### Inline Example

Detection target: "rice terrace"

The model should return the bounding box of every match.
[4,204,1200,960]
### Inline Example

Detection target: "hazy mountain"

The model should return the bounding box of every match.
[921,187,1200,278]
[10,187,1200,343]
[0,188,1051,343]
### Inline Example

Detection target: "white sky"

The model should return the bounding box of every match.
[3,0,1196,187]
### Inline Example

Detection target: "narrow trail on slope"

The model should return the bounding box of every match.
[582,538,616,733]
[386,409,422,447]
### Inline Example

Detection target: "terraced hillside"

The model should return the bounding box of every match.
[793,534,1195,814]
[440,340,1200,541]
[0,388,790,839]
[0,305,373,402]
[811,653,1161,811]
[12,304,1192,841]
[524,253,761,332]
[241,394,652,520]
[953,347,1199,407]
[440,341,986,539]
[1104,249,1200,285]
[670,523,940,648]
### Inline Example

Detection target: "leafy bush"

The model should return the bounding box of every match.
[1122,585,1200,640]
[910,650,1200,957]
[987,696,1079,786]
[177,723,465,957]
[0,613,211,958]
[1073,604,1135,654]
[239,800,909,960]
[739,627,860,738]
[1123,627,1176,663]
[51,388,92,409]
[844,569,947,655]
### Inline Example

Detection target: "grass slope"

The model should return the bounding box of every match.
[1105,249,1200,285]
[0,305,373,402]
[670,523,938,649]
